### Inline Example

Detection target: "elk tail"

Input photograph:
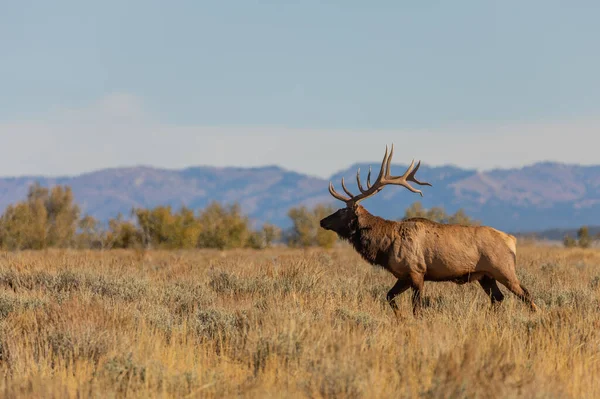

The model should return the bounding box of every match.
[506,234,517,265]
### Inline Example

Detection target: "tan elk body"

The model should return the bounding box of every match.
[319,145,538,315]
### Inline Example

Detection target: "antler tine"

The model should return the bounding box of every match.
[356,168,369,194]
[329,181,351,202]
[383,158,432,197]
[401,183,425,197]
[340,177,355,197]
[385,143,394,177]
[366,166,372,189]
[406,160,432,186]
[371,144,389,185]
[391,158,415,180]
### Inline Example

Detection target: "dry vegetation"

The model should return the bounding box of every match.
[0,244,599,398]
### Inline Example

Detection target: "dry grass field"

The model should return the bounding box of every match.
[0,244,599,398]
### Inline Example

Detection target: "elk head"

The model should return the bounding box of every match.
[319,144,432,239]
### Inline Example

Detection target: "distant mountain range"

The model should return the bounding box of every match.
[0,161,599,234]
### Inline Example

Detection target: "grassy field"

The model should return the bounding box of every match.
[0,244,599,398]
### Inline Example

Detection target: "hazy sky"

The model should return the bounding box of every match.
[1,1,598,178]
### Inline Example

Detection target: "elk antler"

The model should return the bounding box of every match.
[328,144,432,206]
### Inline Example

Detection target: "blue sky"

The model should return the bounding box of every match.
[1,1,598,178]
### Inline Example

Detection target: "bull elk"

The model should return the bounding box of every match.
[319,144,538,316]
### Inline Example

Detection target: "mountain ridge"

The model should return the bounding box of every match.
[0,161,598,233]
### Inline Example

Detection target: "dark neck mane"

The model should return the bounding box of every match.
[348,209,398,268]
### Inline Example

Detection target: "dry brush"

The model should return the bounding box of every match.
[0,245,598,398]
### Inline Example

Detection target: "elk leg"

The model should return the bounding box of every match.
[497,277,538,312]
[478,276,505,307]
[386,278,411,316]
[410,273,425,316]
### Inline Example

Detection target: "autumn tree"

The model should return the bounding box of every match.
[577,226,591,248]
[403,201,479,226]
[24,185,49,248]
[287,206,314,248]
[0,182,80,250]
[564,226,595,249]
[0,202,47,250]
[134,205,201,249]
[176,206,203,249]
[76,214,104,249]
[245,222,282,249]
[262,223,282,248]
[44,185,81,247]
[197,202,253,249]
[563,235,577,248]
[287,204,338,248]
[447,209,479,225]
[104,214,141,249]
[402,201,428,219]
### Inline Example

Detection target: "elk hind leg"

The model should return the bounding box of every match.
[478,276,505,307]
[496,274,538,312]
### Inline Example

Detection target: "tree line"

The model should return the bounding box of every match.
[563,226,600,248]
[0,183,479,251]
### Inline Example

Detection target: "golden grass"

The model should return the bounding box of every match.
[0,244,599,398]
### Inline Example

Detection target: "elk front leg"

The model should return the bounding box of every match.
[410,273,425,316]
[386,278,411,316]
